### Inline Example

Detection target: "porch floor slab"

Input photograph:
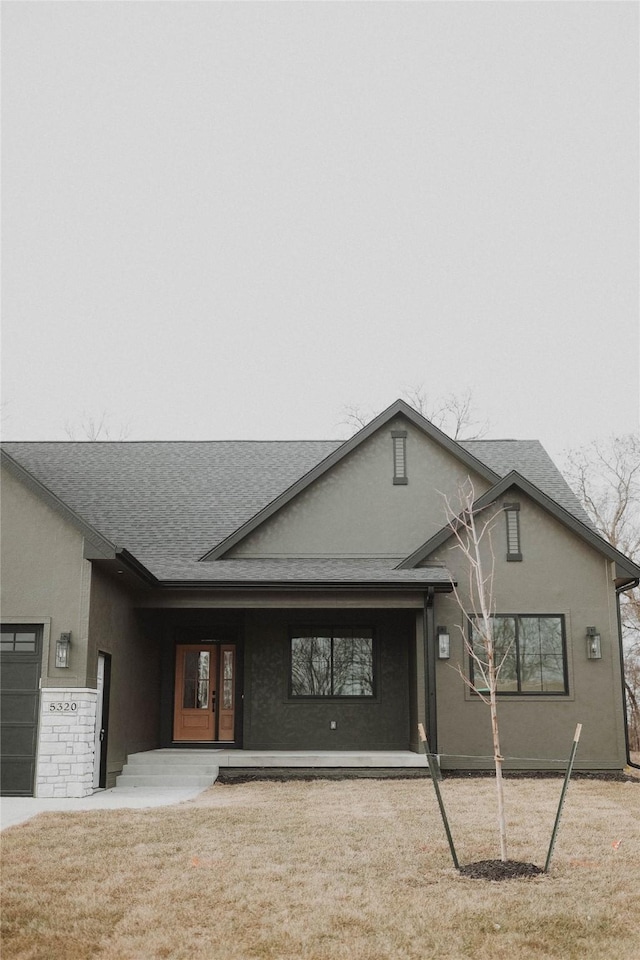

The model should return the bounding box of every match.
[143,749,427,768]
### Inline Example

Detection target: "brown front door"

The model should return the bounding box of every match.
[173,645,217,741]
[173,643,237,742]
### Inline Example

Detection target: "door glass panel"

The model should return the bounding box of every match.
[222,650,233,709]
[183,651,210,709]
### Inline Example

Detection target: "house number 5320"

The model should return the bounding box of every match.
[49,702,78,712]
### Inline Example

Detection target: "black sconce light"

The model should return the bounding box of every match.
[56,632,71,668]
[586,627,601,660]
[437,627,451,659]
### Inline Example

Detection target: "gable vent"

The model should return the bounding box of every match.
[504,502,522,561]
[392,431,408,485]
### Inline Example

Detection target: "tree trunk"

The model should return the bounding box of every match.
[479,557,508,862]
[490,690,508,861]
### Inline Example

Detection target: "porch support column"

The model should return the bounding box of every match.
[424,587,437,752]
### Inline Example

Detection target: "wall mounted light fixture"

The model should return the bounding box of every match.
[586,627,602,660]
[437,627,451,660]
[56,632,71,668]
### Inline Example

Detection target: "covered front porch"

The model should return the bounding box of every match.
[148,604,432,754]
[100,570,454,789]
[90,561,451,788]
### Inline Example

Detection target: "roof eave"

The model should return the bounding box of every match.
[153,579,456,591]
[114,548,161,587]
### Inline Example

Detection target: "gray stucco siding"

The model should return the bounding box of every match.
[1,466,91,687]
[87,568,162,786]
[428,492,627,770]
[230,419,492,560]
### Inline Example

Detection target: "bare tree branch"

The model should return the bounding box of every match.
[403,386,489,440]
[340,389,489,440]
[64,411,131,441]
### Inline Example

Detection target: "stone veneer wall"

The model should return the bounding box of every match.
[36,688,97,798]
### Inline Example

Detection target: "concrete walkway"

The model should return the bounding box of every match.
[2,751,429,830]
[1,786,209,831]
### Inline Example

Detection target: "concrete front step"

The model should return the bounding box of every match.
[126,750,223,765]
[120,763,219,777]
[116,774,217,789]
[115,750,220,790]
[219,751,427,768]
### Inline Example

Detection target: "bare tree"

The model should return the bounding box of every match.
[563,435,640,559]
[403,386,489,441]
[563,434,640,752]
[64,411,131,441]
[340,388,488,441]
[443,480,510,860]
[339,403,372,433]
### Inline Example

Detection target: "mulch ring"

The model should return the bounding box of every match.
[459,860,545,881]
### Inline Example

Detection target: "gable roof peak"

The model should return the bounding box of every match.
[201,397,500,561]
[397,468,640,581]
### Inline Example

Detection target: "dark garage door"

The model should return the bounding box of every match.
[1,625,42,796]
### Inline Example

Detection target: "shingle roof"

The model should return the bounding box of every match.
[2,441,341,561]
[2,429,593,582]
[145,557,453,585]
[460,440,594,527]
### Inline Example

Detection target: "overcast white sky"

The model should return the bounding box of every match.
[2,1,638,464]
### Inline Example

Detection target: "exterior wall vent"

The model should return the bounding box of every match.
[504,502,522,561]
[392,430,408,485]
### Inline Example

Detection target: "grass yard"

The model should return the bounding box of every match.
[2,776,639,960]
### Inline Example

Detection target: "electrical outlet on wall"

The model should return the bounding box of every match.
[330,720,337,730]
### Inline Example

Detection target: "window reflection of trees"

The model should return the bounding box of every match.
[222,650,234,709]
[183,651,210,709]
[471,616,565,693]
[291,630,373,697]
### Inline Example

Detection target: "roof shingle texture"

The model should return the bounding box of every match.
[149,558,453,584]
[2,435,591,580]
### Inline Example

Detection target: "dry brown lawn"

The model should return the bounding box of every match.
[2,776,639,960]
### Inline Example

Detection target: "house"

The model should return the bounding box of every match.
[2,400,638,797]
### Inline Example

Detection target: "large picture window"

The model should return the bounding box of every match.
[470,615,567,694]
[290,628,374,697]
